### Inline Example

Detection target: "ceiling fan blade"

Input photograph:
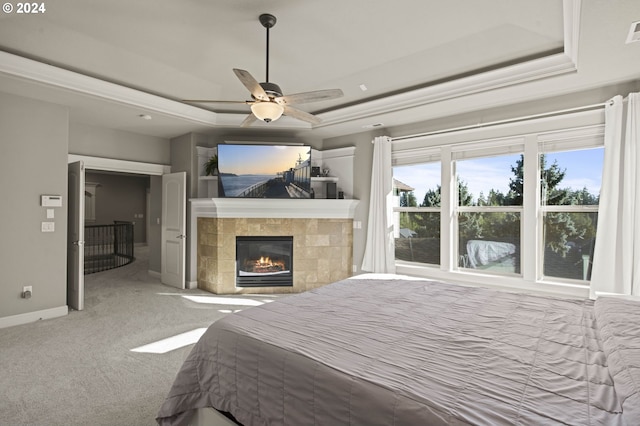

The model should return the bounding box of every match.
[283,105,321,125]
[276,89,344,106]
[233,68,269,101]
[182,99,250,104]
[240,114,258,128]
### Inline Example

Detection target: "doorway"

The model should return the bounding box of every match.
[67,155,172,310]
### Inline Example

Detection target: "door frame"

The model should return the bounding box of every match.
[67,155,172,304]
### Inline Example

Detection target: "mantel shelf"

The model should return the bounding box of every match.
[199,175,218,180]
[190,198,359,219]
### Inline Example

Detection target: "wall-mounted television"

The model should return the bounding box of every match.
[217,144,312,198]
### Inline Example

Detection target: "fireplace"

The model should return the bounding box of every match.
[236,236,293,287]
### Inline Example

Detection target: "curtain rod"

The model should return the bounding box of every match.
[389,101,611,143]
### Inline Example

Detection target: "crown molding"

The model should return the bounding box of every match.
[318,52,578,127]
[0,50,219,126]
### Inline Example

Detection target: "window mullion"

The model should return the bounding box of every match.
[441,146,454,272]
[522,135,539,282]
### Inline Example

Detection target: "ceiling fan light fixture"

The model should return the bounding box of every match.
[183,13,342,127]
[250,101,284,123]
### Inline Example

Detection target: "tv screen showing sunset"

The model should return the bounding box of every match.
[217,144,312,198]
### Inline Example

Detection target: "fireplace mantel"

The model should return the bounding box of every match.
[190,198,359,219]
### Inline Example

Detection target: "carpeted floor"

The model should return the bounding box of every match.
[0,246,280,426]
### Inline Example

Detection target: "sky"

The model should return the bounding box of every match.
[217,145,311,175]
[393,147,604,205]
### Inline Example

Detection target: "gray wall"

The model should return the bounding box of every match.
[0,96,170,324]
[382,81,640,142]
[85,172,150,244]
[69,122,170,164]
[0,93,69,319]
[322,130,384,273]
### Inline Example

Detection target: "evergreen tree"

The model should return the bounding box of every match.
[399,191,417,207]
[458,179,474,207]
[509,154,591,256]
[416,186,441,238]
[421,186,442,207]
[420,180,474,207]
[507,154,568,205]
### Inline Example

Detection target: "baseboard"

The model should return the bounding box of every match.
[186,280,198,290]
[0,305,68,329]
[148,270,161,279]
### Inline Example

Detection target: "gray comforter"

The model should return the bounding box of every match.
[157,276,640,425]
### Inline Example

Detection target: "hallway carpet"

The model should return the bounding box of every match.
[0,246,280,426]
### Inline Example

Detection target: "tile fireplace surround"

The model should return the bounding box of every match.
[192,199,359,294]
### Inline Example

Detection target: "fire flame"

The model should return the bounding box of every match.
[246,256,285,272]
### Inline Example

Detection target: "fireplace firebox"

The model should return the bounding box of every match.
[236,236,293,287]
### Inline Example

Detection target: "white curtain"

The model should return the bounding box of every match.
[361,136,396,273]
[590,93,640,298]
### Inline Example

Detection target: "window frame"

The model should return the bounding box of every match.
[536,129,604,284]
[392,119,605,296]
[392,154,442,268]
[453,146,525,276]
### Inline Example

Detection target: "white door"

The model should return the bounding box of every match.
[67,161,85,311]
[161,172,186,288]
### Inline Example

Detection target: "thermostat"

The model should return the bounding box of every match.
[41,195,63,207]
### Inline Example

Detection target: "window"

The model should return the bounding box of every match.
[539,147,603,281]
[393,161,441,265]
[455,153,523,275]
[392,123,604,290]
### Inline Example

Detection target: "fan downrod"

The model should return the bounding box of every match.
[259,13,277,29]
[259,13,277,83]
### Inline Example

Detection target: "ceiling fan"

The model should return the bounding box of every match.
[183,13,343,127]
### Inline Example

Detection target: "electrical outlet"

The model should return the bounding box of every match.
[22,286,32,299]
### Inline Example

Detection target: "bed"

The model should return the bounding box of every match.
[157,275,640,425]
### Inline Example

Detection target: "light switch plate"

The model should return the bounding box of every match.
[46,209,54,219]
[41,222,55,232]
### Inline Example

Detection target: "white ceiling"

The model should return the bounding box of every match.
[0,0,638,139]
